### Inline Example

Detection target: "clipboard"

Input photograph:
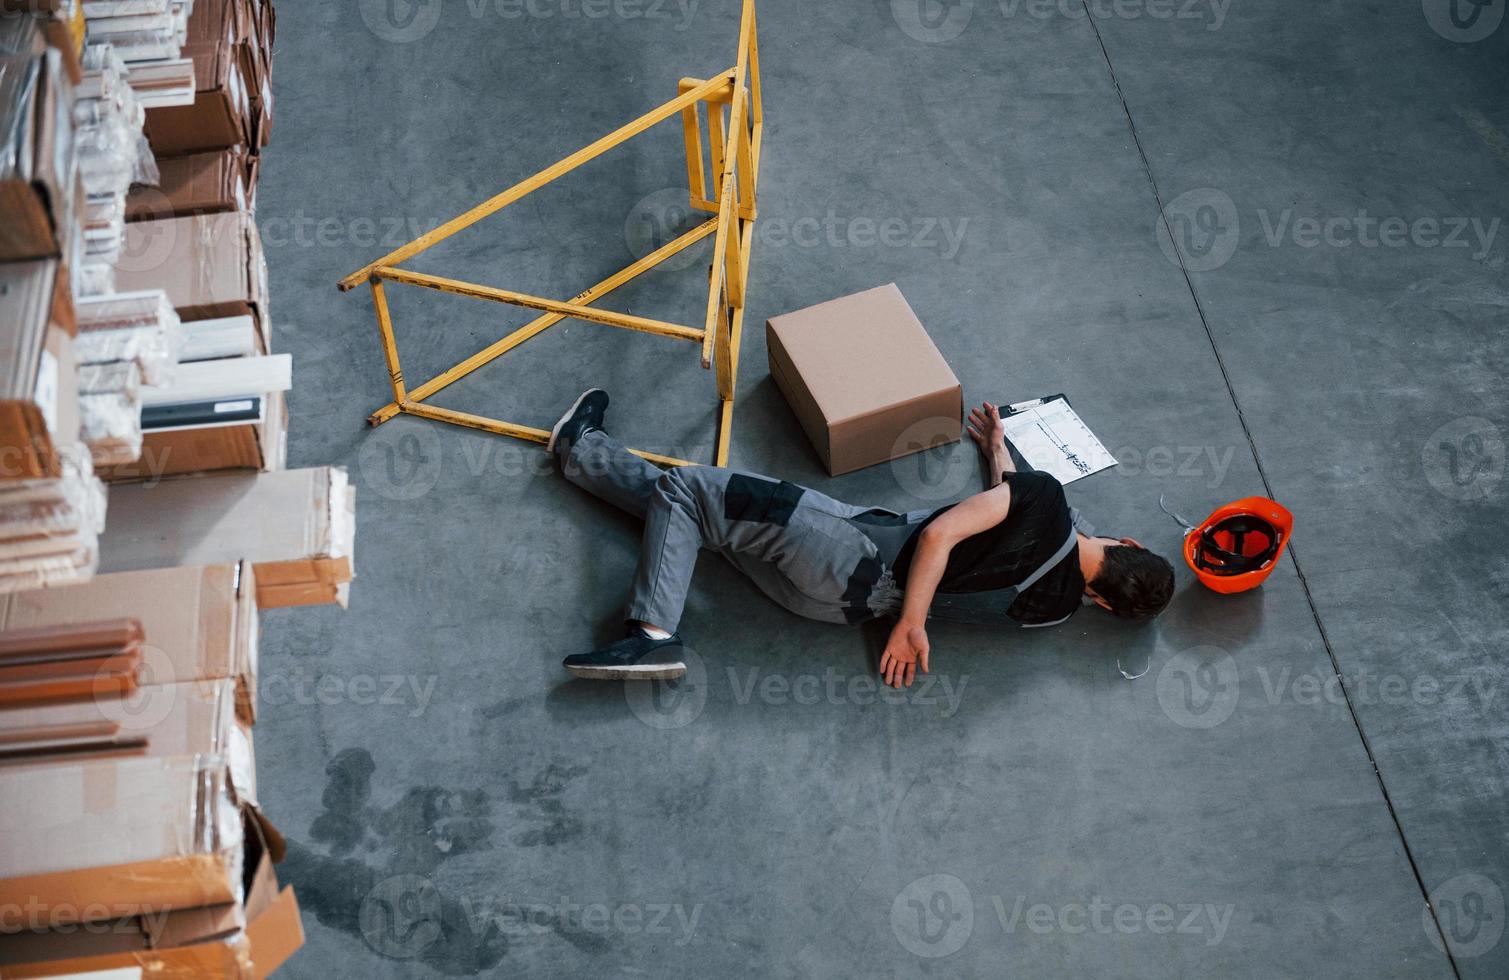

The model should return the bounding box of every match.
[998,394,1117,485]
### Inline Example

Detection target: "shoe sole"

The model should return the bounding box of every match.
[546,388,603,453]
[565,661,687,681]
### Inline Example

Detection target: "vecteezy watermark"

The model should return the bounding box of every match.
[890,0,1233,43]
[359,875,445,959]
[357,0,699,43]
[1158,188,1503,271]
[357,423,569,501]
[727,666,968,715]
[1155,646,1240,729]
[1426,873,1505,959]
[988,895,1234,946]
[1255,666,1497,712]
[892,874,975,958]
[458,894,703,946]
[357,875,702,959]
[260,212,451,250]
[889,875,1236,958]
[1108,444,1237,489]
[624,645,709,730]
[1157,188,1242,272]
[0,900,175,936]
[624,190,974,267]
[624,188,709,272]
[889,418,980,504]
[1421,0,1504,43]
[261,667,439,718]
[623,647,971,729]
[1422,417,1505,502]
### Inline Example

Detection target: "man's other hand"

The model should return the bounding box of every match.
[967,401,1008,464]
[880,621,930,689]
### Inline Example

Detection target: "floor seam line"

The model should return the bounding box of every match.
[1074,6,1462,975]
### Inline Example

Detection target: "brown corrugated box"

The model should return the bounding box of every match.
[0,31,74,262]
[0,561,260,724]
[0,799,302,978]
[143,0,255,155]
[0,618,144,708]
[102,388,288,482]
[0,754,245,924]
[114,210,270,349]
[767,283,962,476]
[126,147,253,221]
[97,467,355,609]
[0,260,77,479]
[0,678,248,774]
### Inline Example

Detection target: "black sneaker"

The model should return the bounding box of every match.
[563,629,686,681]
[547,388,609,455]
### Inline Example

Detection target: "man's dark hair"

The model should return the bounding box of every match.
[1090,545,1175,620]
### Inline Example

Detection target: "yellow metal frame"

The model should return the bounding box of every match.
[338,0,763,468]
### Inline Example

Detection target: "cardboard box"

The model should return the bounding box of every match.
[0,562,260,724]
[0,261,79,478]
[0,678,248,777]
[0,754,245,925]
[143,0,255,155]
[767,283,962,475]
[97,467,355,609]
[114,211,269,349]
[126,147,252,221]
[0,797,303,978]
[0,803,302,979]
[0,26,76,262]
[0,618,143,709]
[102,389,288,482]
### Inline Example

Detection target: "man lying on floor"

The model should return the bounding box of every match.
[550,389,1175,688]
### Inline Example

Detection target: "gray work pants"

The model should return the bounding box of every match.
[561,430,909,631]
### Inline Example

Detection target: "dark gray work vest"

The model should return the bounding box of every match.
[846,507,1091,627]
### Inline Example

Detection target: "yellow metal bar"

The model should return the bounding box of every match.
[747,2,762,125]
[723,206,744,309]
[735,89,756,218]
[707,101,726,202]
[374,267,705,343]
[715,397,735,467]
[370,279,406,403]
[722,216,755,402]
[677,79,706,203]
[403,402,550,442]
[401,402,694,468]
[369,217,719,425]
[713,298,733,400]
[337,71,734,291]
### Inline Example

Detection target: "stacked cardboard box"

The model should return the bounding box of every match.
[0,564,306,975]
[114,0,285,478]
[83,0,197,107]
[133,0,271,221]
[0,13,82,267]
[1,3,332,972]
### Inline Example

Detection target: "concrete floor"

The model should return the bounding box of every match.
[254,1,1507,976]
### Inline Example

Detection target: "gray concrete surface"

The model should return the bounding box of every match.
[252,1,1507,976]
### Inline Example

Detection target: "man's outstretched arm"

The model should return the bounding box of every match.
[879,481,1014,688]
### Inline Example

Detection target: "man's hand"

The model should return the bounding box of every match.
[880,620,930,689]
[967,401,1013,481]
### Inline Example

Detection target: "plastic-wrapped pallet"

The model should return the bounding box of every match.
[74,42,156,295]
[78,362,141,466]
[83,0,194,63]
[0,445,107,594]
[75,289,180,385]
[78,360,143,467]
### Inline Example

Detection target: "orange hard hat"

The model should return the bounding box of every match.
[1182,496,1293,594]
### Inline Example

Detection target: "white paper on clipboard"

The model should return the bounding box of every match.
[1000,394,1117,485]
